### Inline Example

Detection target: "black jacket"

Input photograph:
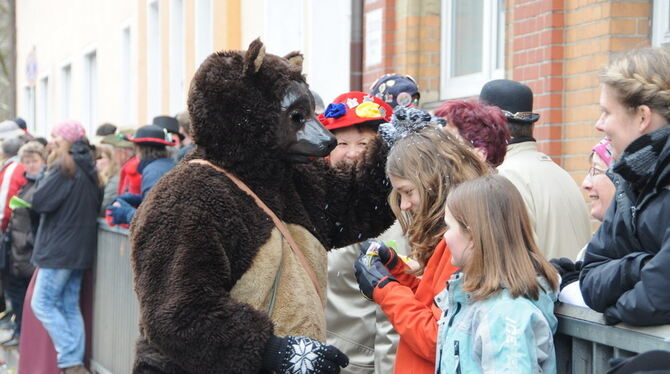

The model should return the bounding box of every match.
[7,174,39,278]
[31,141,101,269]
[580,127,670,326]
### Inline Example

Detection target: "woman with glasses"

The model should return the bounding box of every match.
[581,138,616,222]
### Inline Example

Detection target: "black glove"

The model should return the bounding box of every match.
[359,239,400,270]
[550,257,583,290]
[262,335,349,374]
[354,253,398,300]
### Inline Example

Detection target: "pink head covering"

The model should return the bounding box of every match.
[592,138,613,167]
[52,120,86,143]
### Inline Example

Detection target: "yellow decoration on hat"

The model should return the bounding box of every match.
[355,101,382,118]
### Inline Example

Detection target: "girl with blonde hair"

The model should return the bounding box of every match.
[436,175,559,373]
[355,107,489,374]
[580,47,670,326]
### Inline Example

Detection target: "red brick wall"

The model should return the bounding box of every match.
[362,0,396,89]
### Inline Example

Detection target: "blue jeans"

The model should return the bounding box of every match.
[31,269,85,368]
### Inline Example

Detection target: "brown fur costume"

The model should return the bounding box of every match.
[130,39,394,373]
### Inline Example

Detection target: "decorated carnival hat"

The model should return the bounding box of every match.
[101,128,135,149]
[479,79,540,124]
[129,124,176,146]
[318,91,393,131]
[369,73,420,108]
[379,106,446,147]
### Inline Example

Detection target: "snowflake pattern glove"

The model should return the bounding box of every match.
[262,335,349,374]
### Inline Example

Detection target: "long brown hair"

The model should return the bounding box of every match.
[386,126,489,275]
[47,138,76,178]
[446,175,559,301]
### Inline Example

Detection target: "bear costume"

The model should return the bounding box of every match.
[130,39,395,373]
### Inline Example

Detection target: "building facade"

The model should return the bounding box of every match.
[14,0,670,183]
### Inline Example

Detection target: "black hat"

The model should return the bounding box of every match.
[13,117,27,130]
[153,116,184,140]
[129,125,176,146]
[479,79,540,124]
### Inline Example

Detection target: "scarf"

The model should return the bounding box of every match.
[613,126,670,192]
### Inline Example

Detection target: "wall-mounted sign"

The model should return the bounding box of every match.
[365,8,383,67]
[26,49,38,87]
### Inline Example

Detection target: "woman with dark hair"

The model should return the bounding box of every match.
[106,124,175,225]
[30,120,100,374]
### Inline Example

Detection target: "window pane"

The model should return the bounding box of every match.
[451,0,483,77]
[497,0,505,70]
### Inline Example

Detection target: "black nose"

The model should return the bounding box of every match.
[326,136,337,151]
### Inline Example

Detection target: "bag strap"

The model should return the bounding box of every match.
[189,159,325,305]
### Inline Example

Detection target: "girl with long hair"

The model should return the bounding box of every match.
[436,175,559,373]
[30,120,100,374]
[355,110,489,374]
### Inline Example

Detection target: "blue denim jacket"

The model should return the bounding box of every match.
[435,272,558,374]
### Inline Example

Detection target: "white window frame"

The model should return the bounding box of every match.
[37,75,49,136]
[652,0,670,47]
[60,63,72,121]
[440,0,505,99]
[23,86,36,134]
[170,0,186,114]
[120,23,135,126]
[82,47,98,136]
[195,0,213,68]
[147,0,162,120]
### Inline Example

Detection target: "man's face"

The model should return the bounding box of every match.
[328,126,377,167]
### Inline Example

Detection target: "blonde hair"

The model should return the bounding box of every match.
[95,144,118,185]
[18,141,46,162]
[386,126,489,275]
[600,48,670,123]
[447,175,559,301]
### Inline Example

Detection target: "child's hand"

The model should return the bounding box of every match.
[354,253,398,300]
[359,239,400,270]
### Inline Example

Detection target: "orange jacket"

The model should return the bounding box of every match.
[373,239,458,374]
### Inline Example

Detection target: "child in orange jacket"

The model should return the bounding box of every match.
[355,112,489,374]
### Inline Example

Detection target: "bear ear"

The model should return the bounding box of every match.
[284,51,304,72]
[244,38,266,75]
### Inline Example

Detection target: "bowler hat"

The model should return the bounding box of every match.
[129,125,176,146]
[153,116,184,140]
[479,79,540,124]
[318,91,393,131]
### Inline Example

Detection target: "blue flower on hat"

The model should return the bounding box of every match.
[324,103,347,118]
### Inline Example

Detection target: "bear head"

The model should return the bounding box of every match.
[187,38,336,173]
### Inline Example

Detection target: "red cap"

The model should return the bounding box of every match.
[319,91,393,131]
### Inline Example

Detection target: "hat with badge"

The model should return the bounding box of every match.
[369,73,420,108]
[129,124,176,146]
[479,79,540,124]
[318,91,393,131]
[101,128,135,149]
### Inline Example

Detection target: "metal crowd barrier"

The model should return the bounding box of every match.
[88,224,670,373]
[555,303,670,373]
[90,221,139,374]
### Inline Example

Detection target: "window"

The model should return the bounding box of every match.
[195,0,213,68]
[37,76,49,136]
[148,0,162,120]
[653,0,670,47]
[440,0,505,99]
[60,64,72,121]
[121,26,134,125]
[170,0,186,114]
[83,51,98,136]
[23,86,35,134]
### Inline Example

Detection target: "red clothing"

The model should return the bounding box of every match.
[373,239,458,374]
[0,160,26,232]
[117,156,142,195]
[19,269,94,373]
